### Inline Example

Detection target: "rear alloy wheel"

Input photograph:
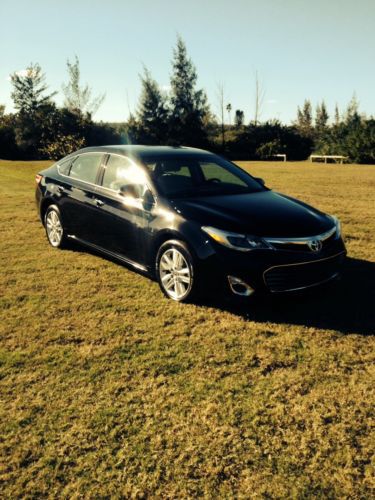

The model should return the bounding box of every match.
[157,241,196,302]
[45,205,67,248]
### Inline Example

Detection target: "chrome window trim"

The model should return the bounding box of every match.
[57,152,105,188]
[57,151,157,204]
[264,225,336,245]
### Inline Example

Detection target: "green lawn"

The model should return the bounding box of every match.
[0,160,374,497]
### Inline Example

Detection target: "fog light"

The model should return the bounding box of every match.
[227,276,255,297]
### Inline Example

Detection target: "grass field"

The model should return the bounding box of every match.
[0,159,374,497]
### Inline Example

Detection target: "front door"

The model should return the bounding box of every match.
[90,154,151,264]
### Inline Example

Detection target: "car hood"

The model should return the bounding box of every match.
[171,190,333,238]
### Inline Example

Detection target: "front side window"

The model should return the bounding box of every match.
[69,154,103,184]
[102,155,149,197]
[143,154,265,198]
[200,162,248,187]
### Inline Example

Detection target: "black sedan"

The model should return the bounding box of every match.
[35,146,346,302]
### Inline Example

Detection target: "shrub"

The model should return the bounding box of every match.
[39,134,85,160]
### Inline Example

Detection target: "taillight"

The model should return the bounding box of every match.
[35,174,43,185]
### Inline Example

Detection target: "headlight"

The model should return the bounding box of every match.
[330,215,341,238]
[201,226,272,251]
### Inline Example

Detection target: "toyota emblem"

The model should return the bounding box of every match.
[308,239,322,252]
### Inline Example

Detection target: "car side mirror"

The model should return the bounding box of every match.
[255,177,265,186]
[119,184,138,198]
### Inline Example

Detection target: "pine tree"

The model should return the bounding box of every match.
[10,63,57,157]
[62,56,105,117]
[314,101,330,154]
[334,104,340,126]
[345,94,360,124]
[296,99,313,137]
[137,67,169,144]
[10,63,56,116]
[315,101,329,131]
[169,36,209,146]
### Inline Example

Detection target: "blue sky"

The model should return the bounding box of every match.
[1,0,374,124]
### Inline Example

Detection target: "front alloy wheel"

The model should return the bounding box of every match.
[157,241,195,302]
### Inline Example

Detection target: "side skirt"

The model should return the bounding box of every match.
[67,234,149,273]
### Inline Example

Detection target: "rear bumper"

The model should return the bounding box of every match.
[35,185,43,221]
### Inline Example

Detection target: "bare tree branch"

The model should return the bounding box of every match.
[216,82,225,147]
[254,71,266,125]
[62,56,105,117]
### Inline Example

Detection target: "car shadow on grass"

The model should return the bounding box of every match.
[202,257,375,336]
[68,241,374,336]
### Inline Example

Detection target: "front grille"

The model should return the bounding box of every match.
[264,253,345,292]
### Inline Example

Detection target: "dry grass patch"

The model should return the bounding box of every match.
[0,160,374,497]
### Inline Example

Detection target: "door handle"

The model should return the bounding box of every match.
[94,198,104,207]
[57,185,65,193]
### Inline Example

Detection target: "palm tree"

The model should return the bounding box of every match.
[226,103,232,125]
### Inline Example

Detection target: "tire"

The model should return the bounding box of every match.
[44,205,68,249]
[156,240,198,302]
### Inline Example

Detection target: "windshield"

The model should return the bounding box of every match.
[141,154,265,198]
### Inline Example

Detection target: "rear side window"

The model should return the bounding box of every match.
[69,154,103,184]
[58,157,73,175]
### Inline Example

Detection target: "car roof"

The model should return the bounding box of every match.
[72,145,212,159]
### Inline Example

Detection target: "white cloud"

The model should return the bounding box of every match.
[6,68,36,81]
[161,84,171,93]
[16,69,30,77]
[266,99,277,105]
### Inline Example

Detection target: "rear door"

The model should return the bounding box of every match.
[89,154,152,264]
[58,152,104,242]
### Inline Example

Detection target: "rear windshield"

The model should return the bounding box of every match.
[140,154,265,198]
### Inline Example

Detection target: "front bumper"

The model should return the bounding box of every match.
[262,251,345,292]
[203,237,347,294]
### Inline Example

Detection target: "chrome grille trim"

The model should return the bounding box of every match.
[264,226,336,246]
[267,272,339,293]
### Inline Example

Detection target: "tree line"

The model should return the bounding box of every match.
[1,36,374,163]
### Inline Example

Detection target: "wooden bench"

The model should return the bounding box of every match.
[274,153,286,162]
[263,154,286,161]
[310,155,348,164]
